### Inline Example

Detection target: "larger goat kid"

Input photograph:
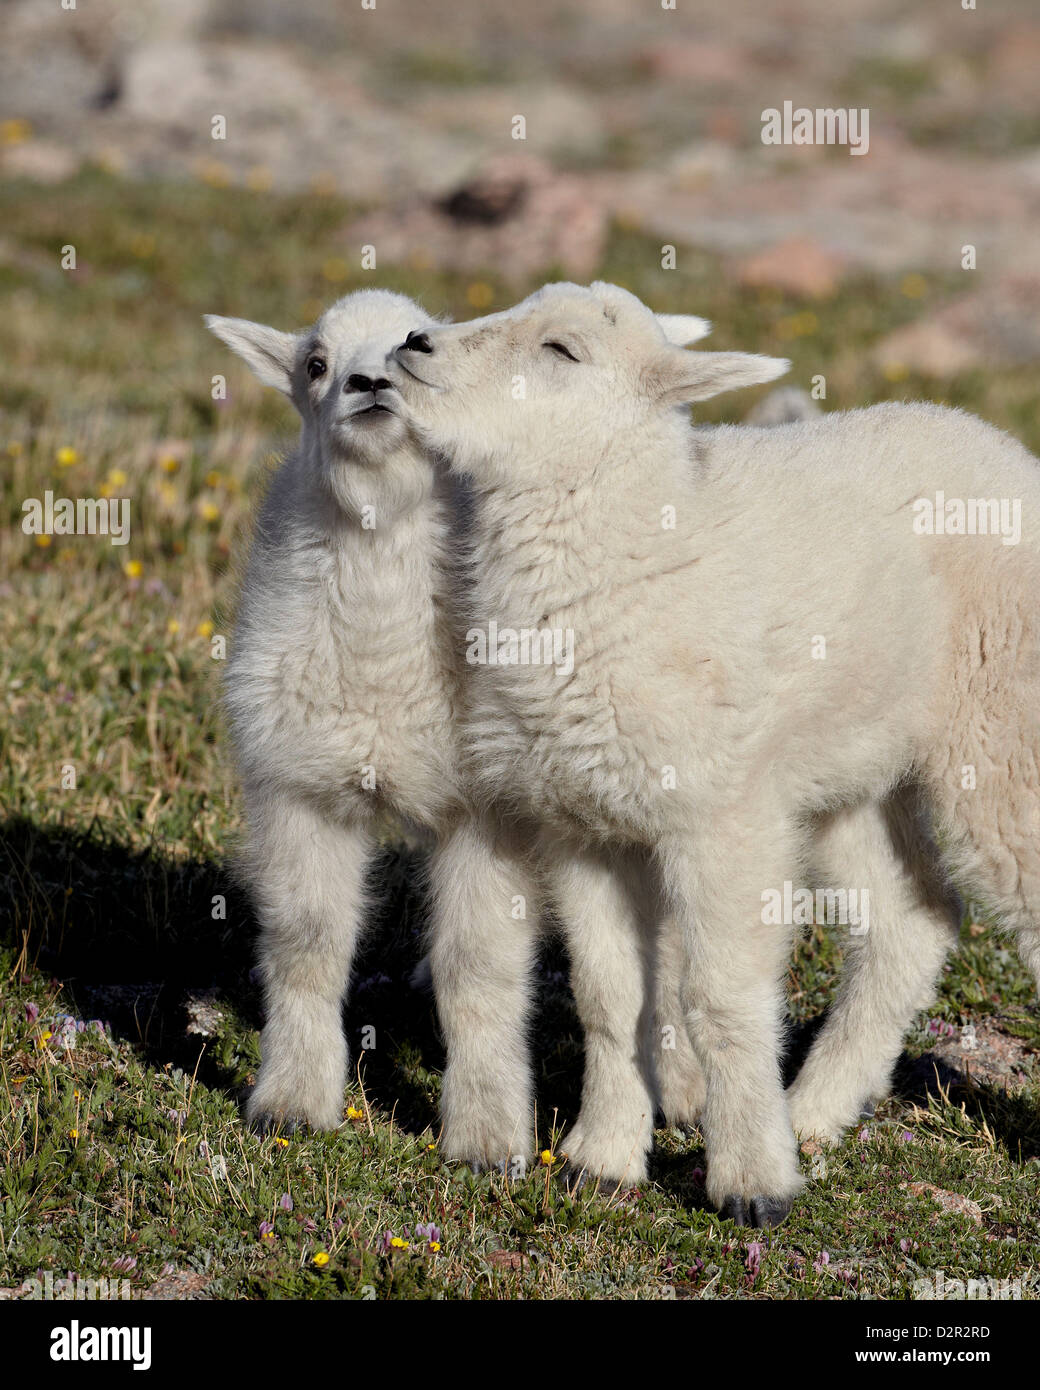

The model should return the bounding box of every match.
[388,280,1040,1227]
[207,290,708,1175]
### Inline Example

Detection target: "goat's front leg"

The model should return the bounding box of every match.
[428,817,540,1176]
[662,806,804,1227]
[243,791,372,1133]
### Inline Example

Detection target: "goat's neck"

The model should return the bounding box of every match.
[467,425,699,622]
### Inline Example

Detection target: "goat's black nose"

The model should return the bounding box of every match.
[346,373,392,393]
[402,330,433,354]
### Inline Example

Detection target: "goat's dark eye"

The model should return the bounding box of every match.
[307,356,327,381]
[544,341,579,362]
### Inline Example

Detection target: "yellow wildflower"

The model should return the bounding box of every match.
[1,118,32,145]
[312,1251,330,1267]
[35,534,52,548]
[198,160,230,188]
[167,619,181,635]
[390,1237,409,1250]
[199,501,220,523]
[55,446,79,468]
[466,281,494,310]
[900,273,928,299]
[346,1105,364,1121]
[196,620,214,639]
[540,1149,556,1167]
[123,560,143,579]
[107,468,128,487]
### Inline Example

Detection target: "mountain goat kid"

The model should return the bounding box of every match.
[207,289,709,1177]
[387,280,1040,1226]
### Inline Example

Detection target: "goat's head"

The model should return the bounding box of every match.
[387,281,786,485]
[207,289,440,471]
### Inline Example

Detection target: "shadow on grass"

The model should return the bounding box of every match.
[0,815,584,1145]
[782,1014,1040,1163]
[3,815,1036,1173]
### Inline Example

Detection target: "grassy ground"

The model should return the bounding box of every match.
[2,169,1039,1300]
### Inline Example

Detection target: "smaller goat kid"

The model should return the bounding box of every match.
[206,289,709,1174]
[387,280,1040,1227]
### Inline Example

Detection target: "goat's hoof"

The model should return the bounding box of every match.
[463,1157,508,1178]
[564,1164,627,1196]
[720,1193,793,1228]
[250,1112,305,1138]
[564,1166,590,1195]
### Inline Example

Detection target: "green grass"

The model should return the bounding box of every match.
[2,168,1039,1299]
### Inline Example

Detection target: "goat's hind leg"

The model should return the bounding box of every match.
[652,907,707,1130]
[786,789,962,1145]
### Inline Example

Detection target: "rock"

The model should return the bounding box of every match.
[873,319,982,377]
[412,85,606,165]
[913,1011,1038,1089]
[139,1268,213,1299]
[987,23,1040,107]
[636,40,752,85]
[0,139,82,184]
[745,387,821,426]
[735,237,845,298]
[873,277,1040,377]
[344,155,608,283]
[667,140,741,192]
[486,1249,531,1271]
[185,992,224,1038]
[903,1182,984,1226]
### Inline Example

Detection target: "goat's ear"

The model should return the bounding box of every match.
[204,315,299,396]
[655,313,712,346]
[652,348,790,405]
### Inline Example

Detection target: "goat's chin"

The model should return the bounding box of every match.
[330,414,409,461]
[323,448,434,524]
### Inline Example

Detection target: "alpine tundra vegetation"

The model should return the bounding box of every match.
[388,279,1040,1227]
